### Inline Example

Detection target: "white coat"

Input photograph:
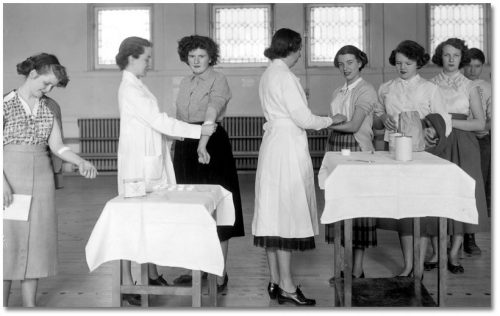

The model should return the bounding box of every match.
[117,70,201,194]
[252,59,333,238]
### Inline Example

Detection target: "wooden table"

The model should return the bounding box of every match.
[318,151,478,307]
[85,184,235,307]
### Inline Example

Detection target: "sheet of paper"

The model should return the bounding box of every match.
[3,194,32,221]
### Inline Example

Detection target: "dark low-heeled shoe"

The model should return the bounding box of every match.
[173,274,192,285]
[447,262,464,274]
[267,282,279,299]
[217,274,228,293]
[122,294,141,306]
[277,286,316,306]
[149,274,169,286]
[424,261,438,271]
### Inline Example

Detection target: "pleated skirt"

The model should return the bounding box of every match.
[3,144,57,280]
[324,131,377,249]
[173,124,245,242]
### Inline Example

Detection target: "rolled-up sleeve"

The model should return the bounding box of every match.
[208,74,231,117]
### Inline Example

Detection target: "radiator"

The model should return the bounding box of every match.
[77,117,329,172]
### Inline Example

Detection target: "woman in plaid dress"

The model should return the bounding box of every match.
[324,45,379,282]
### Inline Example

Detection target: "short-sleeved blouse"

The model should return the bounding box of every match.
[430,71,475,115]
[3,91,54,145]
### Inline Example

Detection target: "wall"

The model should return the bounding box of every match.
[3,3,492,141]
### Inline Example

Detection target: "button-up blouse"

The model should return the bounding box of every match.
[430,71,476,116]
[330,77,377,151]
[176,67,231,123]
[3,91,54,145]
[377,74,452,141]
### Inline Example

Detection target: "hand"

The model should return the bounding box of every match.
[383,114,397,131]
[330,114,347,125]
[201,123,217,136]
[424,127,438,147]
[78,160,98,179]
[3,182,13,209]
[197,145,210,164]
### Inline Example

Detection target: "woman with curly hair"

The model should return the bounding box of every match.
[374,40,452,277]
[427,38,488,274]
[172,35,245,292]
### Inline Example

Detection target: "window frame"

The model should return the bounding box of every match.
[427,3,489,64]
[89,3,153,70]
[210,3,274,68]
[305,3,367,67]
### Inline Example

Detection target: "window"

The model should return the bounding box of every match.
[307,4,365,66]
[429,4,486,55]
[92,5,152,69]
[212,4,272,65]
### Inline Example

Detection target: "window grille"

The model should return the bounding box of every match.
[308,5,365,65]
[94,6,151,69]
[213,5,271,64]
[429,4,485,53]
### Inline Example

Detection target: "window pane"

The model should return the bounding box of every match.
[310,6,364,63]
[430,4,484,53]
[214,6,270,63]
[97,8,151,66]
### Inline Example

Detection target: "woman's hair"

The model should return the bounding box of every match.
[467,48,486,64]
[334,45,369,71]
[115,36,152,70]
[16,53,69,87]
[389,40,430,69]
[264,28,302,60]
[431,38,470,69]
[177,35,220,66]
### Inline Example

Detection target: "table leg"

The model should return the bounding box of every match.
[413,218,422,281]
[112,260,122,307]
[192,270,202,307]
[333,221,342,306]
[438,217,447,307]
[208,273,217,306]
[344,219,353,307]
[140,264,150,307]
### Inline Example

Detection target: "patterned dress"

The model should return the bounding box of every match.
[3,90,57,280]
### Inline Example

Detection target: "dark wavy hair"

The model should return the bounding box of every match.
[466,48,486,64]
[389,40,430,69]
[431,38,470,69]
[264,28,301,60]
[334,45,369,71]
[115,36,152,70]
[177,35,219,66]
[16,53,69,87]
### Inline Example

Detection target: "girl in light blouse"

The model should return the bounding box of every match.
[375,40,452,277]
[324,45,378,282]
[427,38,488,274]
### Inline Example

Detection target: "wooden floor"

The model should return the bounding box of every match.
[6,173,492,308]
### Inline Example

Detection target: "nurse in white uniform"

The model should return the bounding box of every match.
[252,28,339,306]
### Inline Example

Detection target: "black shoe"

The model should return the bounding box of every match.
[464,234,481,255]
[123,294,141,306]
[173,274,192,285]
[149,274,169,286]
[447,262,464,274]
[277,286,316,306]
[267,282,279,299]
[217,274,228,293]
[202,272,208,280]
[424,261,438,271]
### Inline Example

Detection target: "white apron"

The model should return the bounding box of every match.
[253,118,319,238]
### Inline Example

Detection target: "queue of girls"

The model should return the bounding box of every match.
[3,28,490,307]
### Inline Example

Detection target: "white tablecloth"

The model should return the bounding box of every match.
[318,151,478,224]
[85,185,235,276]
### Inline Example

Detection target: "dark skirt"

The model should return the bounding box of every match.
[173,124,245,241]
[253,236,315,251]
[421,123,489,236]
[324,131,377,249]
